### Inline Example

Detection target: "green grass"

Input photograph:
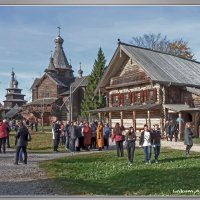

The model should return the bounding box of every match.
[9,130,65,153]
[193,137,200,144]
[40,148,200,196]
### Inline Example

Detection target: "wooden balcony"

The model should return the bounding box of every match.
[106,79,151,89]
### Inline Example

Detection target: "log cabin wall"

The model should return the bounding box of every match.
[32,88,38,101]
[105,58,162,130]
[108,58,159,107]
[37,76,57,99]
[165,86,183,104]
[192,93,200,108]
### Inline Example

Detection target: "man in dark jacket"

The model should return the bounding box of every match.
[64,121,70,151]
[152,124,161,163]
[53,120,61,152]
[14,121,31,165]
[68,121,78,152]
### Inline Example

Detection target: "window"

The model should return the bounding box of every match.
[111,94,120,107]
[124,93,131,106]
[135,92,140,103]
[148,90,154,101]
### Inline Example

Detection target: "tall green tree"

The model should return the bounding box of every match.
[81,48,106,120]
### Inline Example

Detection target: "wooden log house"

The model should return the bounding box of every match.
[90,41,200,139]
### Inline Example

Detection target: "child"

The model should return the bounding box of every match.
[125,127,136,166]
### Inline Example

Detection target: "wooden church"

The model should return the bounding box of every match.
[1,70,26,119]
[91,40,200,139]
[21,30,88,124]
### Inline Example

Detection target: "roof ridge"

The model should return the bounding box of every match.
[119,41,200,64]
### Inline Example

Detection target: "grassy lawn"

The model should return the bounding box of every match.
[9,128,65,153]
[193,137,200,144]
[40,148,200,196]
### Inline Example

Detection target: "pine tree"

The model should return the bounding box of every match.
[81,48,106,120]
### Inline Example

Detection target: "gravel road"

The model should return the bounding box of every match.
[0,148,70,195]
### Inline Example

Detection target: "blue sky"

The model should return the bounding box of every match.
[0,6,200,104]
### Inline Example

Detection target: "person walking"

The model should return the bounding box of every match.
[64,121,70,151]
[90,122,97,149]
[139,124,153,164]
[75,123,83,152]
[14,122,23,163]
[96,121,104,151]
[83,122,92,151]
[164,120,170,141]
[169,120,178,142]
[68,121,78,152]
[60,121,65,146]
[103,123,111,150]
[184,122,193,155]
[14,121,31,165]
[112,122,124,157]
[125,126,136,166]
[0,119,8,153]
[3,119,11,148]
[53,120,61,152]
[152,124,161,163]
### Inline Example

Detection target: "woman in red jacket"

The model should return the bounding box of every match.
[112,122,124,157]
[0,119,8,153]
[83,122,92,151]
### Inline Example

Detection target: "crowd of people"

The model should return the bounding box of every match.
[0,117,195,166]
[51,120,112,153]
[51,119,194,166]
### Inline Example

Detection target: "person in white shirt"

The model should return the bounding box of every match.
[139,124,153,164]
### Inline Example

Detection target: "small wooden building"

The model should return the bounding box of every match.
[91,41,200,139]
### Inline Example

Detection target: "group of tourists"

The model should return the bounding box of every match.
[0,118,31,165]
[112,121,194,166]
[165,119,179,142]
[0,116,195,166]
[111,123,161,166]
[51,120,112,153]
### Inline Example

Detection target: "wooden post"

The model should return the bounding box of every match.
[160,117,164,136]
[98,112,101,121]
[179,112,182,140]
[132,110,136,132]
[109,112,112,127]
[88,112,91,124]
[147,110,151,129]
[120,111,123,126]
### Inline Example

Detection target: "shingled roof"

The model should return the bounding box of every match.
[5,104,22,118]
[26,98,58,106]
[121,43,200,87]
[95,42,200,94]
[59,76,88,96]
[30,78,41,89]
[53,35,72,71]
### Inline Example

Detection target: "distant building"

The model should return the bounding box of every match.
[1,70,26,119]
[21,31,88,124]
